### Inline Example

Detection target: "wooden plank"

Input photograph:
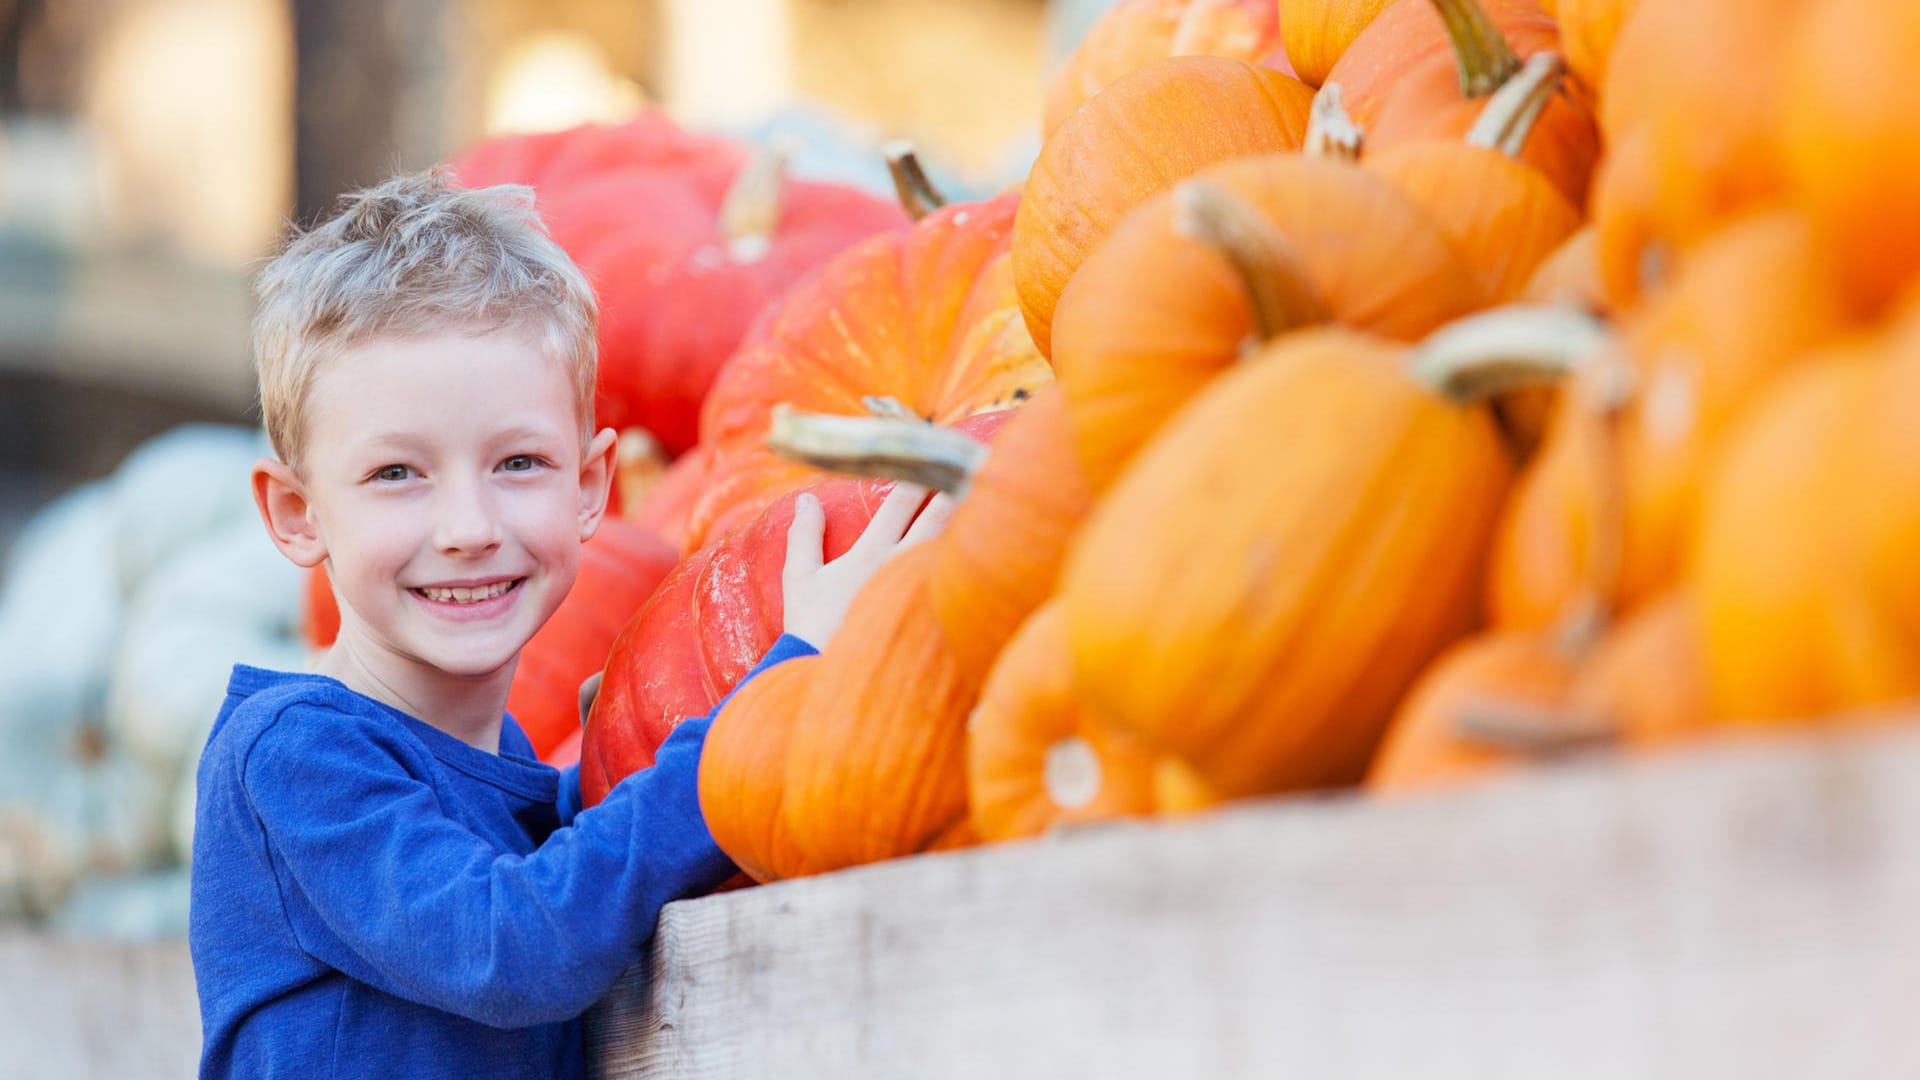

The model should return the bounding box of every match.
[0,933,198,1078]
[590,726,1920,1079]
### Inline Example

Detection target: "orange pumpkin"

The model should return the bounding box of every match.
[1061,320,1573,798]
[1044,0,1284,134]
[688,191,1052,552]
[1490,210,1853,630]
[1012,54,1314,358]
[1362,52,1583,306]
[1556,0,1639,103]
[1282,0,1400,87]
[967,602,1159,842]
[928,387,1095,685]
[1519,225,1604,313]
[1779,0,1920,313]
[1568,588,1709,746]
[1327,0,1600,207]
[781,545,981,872]
[1050,155,1481,493]
[1367,631,1584,792]
[697,654,823,883]
[1693,330,1920,724]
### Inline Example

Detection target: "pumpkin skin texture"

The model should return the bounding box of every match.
[1366,632,1578,793]
[689,192,1051,552]
[967,601,1159,842]
[1519,225,1604,313]
[1489,210,1852,630]
[1282,0,1399,88]
[1050,154,1481,494]
[929,387,1095,686]
[581,413,1008,807]
[698,654,823,883]
[303,517,678,759]
[1556,0,1639,103]
[1062,327,1514,798]
[1327,0,1599,207]
[1779,0,1920,314]
[781,545,980,873]
[1693,335,1920,725]
[1045,0,1284,134]
[1012,54,1315,359]
[1569,588,1709,747]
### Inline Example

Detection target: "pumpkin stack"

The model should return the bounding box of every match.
[560,0,1920,885]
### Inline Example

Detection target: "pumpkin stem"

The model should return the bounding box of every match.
[1410,304,1613,404]
[765,405,987,496]
[1170,180,1330,350]
[1043,736,1103,811]
[884,139,948,222]
[719,141,788,262]
[1466,51,1565,157]
[1304,83,1364,160]
[1429,0,1523,98]
[862,395,923,422]
[1452,699,1618,755]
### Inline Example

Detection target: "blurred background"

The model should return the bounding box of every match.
[0,0,1121,939]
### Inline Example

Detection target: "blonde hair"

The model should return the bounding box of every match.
[252,168,598,468]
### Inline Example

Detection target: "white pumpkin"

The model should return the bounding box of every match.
[106,423,267,598]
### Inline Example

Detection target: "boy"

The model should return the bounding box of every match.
[189,170,948,1079]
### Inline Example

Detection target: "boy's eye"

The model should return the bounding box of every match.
[374,465,412,482]
[501,455,540,473]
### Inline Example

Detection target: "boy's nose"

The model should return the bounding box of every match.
[434,480,504,555]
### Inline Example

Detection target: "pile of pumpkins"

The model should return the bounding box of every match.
[300,0,1920,886]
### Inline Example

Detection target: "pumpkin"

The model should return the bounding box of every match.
[1366,631,1585,792]
[697,654,824,883]
[967,601,1159,842]
[687,191,1051,552]
[1012,54,1315,358]
[1061,316,1584,798]
[1568,587,1709,746]
[1555,0,1639,102]
[306,517,679,758]
[1361,51,1584,305]
[621,442,707,552]
[581,413,1010,806]
[1519,224,1604,313]
[1327,0,1601,207]
[1692,329,1920,724]
[1779,0,1920,313]
[1044,0,1285,134]
[449,116,910,454]
[1489,210,1853,630]
[447,113,743,198]
[1283,0,1401,87]
[782,545,979,872]
[1049,155,1480,493]
[927,387,1095,685]
[1591,0,1803,309]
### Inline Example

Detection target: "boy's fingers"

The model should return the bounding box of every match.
[853,481,928,555]
[783,492,827,586]
[900,492,956,549]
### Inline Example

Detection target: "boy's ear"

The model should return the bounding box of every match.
[577,427,619,541]
[251,457,329,568]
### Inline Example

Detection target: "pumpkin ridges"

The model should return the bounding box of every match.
[698,654,822,883]
[1044,0,1284,134]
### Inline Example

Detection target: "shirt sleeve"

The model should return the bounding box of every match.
[239,636,815,1029]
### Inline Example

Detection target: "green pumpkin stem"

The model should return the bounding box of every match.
[1411,304,1612,403]
[766,405,985,497]
[1170,180,1330,350]
[1467,51,1565,157]
[884,140,948,222]
[1430,0,1523,98]
[1304,83,1364,160]
[718,142,788,261]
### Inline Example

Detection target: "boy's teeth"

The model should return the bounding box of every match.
[420,580,515,603]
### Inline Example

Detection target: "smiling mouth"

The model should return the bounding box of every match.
[412,579,524,604]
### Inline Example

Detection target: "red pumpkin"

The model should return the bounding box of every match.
[302,516,679,758]
[580,412,1012,806]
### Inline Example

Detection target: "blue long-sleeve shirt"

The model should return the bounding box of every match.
[189,635,816,1080]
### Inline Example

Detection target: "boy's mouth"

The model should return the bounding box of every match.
[413,578,524,605]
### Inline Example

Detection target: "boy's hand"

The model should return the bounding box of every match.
[781,482,954,651]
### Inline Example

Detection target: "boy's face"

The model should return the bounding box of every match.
[292,329,604,683]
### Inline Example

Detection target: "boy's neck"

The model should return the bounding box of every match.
[315,638,513,754]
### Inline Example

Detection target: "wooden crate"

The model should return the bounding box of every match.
[589,725,1920,1079]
